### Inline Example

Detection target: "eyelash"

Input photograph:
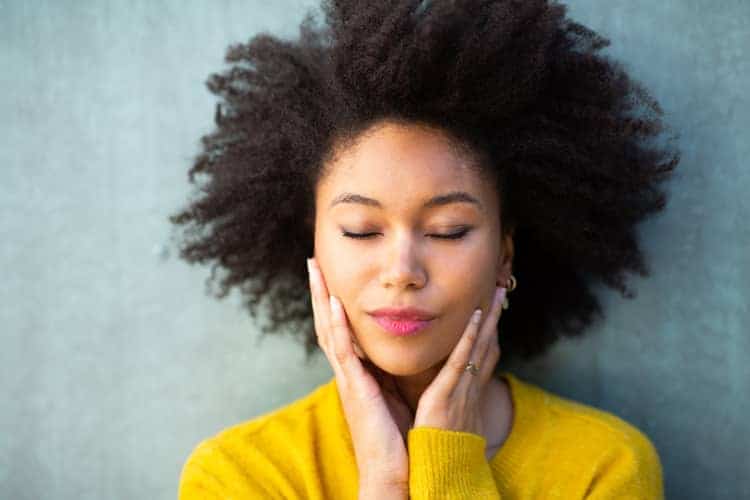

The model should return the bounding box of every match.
[341,228,471,240]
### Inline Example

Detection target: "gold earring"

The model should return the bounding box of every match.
[501,275,516,310]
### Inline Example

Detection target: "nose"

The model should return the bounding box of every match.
[378,230,427,290]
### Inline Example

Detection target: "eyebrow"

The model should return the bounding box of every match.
[328,190,483,212]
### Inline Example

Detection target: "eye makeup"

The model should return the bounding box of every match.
[340,227,472,240]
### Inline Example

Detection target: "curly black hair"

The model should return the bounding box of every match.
[168,0,680,368]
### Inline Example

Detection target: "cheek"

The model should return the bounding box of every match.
[316,242,364,303]
[437,249,494,304]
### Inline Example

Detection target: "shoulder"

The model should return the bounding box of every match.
[506,371,661,455]
[178,379,338,499]
[215,378,334,444]
[501,372,665,498]
[550,399,665,499]
[190,377,336,454]
[544,384,662,466]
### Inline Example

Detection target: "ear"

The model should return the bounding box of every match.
[495,228,515,287]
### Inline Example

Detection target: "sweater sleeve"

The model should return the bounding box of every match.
[178,438,291,500]
[583,430,665,500]
[407,427,502,500]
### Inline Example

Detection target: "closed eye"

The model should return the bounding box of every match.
[341,229,471,240]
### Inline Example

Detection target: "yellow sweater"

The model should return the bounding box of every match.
[179,371,664,499]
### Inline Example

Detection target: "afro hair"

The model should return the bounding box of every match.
[168,0,680,367]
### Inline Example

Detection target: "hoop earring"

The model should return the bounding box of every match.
[501,275,517,310]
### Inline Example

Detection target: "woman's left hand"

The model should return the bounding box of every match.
[412,286,507,437]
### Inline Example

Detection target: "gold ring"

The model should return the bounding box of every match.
[465,361,479,375]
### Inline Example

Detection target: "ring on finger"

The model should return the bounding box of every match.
[464,361,480,375]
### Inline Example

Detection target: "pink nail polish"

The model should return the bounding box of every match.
[474,308,483,323]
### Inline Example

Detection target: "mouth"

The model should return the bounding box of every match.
[370,315,434,337]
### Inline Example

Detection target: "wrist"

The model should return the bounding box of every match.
[359,475,407,500]
[358,483,407,500]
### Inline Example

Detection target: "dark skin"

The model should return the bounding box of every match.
[308,121,515,493]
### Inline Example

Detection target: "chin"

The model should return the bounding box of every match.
[353,320,453,377]
[365,347,444,377]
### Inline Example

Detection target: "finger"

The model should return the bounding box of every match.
[309,260,379,401]
[308,257,343,374]
[307,258,323,350]
[479,333,501,386]
[307,258,331,353]
[477,287,506,384]
[430,306,484,397]
[328,294,367,382]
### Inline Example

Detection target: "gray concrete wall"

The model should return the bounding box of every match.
[1,1,747,498]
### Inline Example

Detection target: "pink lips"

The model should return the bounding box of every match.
[371,316,433,336]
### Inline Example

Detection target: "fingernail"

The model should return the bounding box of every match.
[329,295,338,310]
[472,308,482,324]
[307,260,315,286]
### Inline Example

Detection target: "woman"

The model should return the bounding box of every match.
[174,0,679,498]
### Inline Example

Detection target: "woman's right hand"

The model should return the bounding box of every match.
[307,257,411,496]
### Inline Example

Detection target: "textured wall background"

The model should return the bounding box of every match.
[1,1,747,498]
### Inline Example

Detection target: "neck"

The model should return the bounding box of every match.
[392,362,503,425]
[393,362,444,414]
[389,363,511,456]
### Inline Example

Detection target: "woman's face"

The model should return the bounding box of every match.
[313,120,513,376]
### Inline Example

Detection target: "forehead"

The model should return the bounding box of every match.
[318,122,492,212]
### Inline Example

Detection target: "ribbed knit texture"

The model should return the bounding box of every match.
[179,371,664,499]
[408,428,499,499]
